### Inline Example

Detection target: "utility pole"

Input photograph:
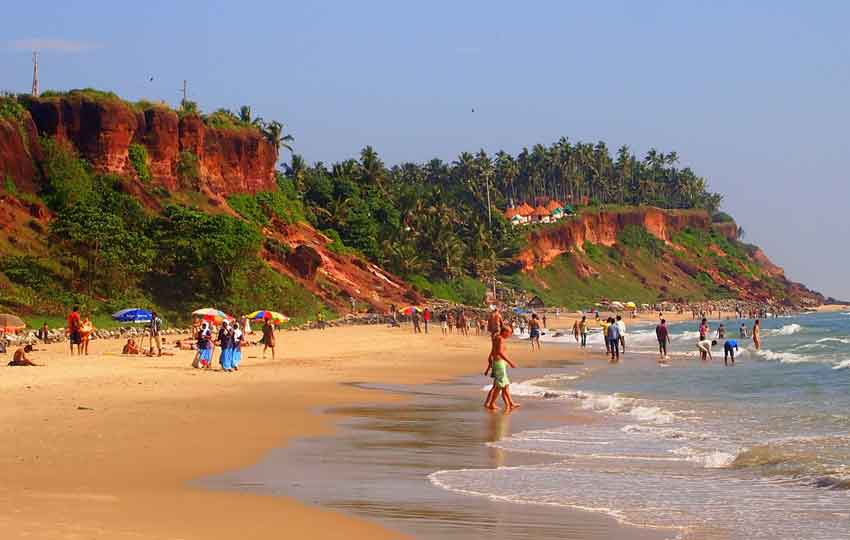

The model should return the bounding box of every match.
[181,80,188,104]
[31,51,39,97]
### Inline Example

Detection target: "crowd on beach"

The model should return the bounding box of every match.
[1,297,791,406]
[2,305,286,372]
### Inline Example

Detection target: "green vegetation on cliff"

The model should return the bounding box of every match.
[0,139,324,324]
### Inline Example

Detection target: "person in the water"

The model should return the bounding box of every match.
[724,339,739,366]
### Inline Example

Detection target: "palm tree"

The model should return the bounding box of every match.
[262,120,294,153]
[360,146,385,186]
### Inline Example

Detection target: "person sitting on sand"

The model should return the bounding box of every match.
[697,339,717,362]
[484,326,519,410]
[8,345,39,366]
[122,338,140,355]
[724,339,739,366]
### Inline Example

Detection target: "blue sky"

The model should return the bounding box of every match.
[3,1,848,299]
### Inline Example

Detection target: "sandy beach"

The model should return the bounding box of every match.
[0,317,655,540]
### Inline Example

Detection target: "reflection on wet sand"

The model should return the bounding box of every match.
[205,376,665,540]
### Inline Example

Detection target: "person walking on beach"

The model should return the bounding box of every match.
[487,306,502,336]
[37,322,49,343]
[716,324,726,339]
[724,339,739,366]
[615,315,626,353]
[149,311,162,357]
[457,311,468,336]
[739,323,749,338]
[484,326,519,410]
[194,322,213,369]
[423,308,431,334]
[217,320,234,372]
[697,339,717,362]
[67,306,81,356]
[601,318,612,354]
[529,313,542,351]
[579,316,589,348]
[542,314,548,329]
[80,316,94,356]
[656,319,671,362]
[440,311,448,336]
[607,318,621,363]
[412,310,422,334]
[231,322,244,371]
[572,320,580,343]
[752,320,761,350]
[447,313,454,335]
[316,311,325,330]
[261,317,276,360]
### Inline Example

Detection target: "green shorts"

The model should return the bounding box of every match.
[491,360,510,388]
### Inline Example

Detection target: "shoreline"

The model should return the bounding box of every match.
[0,322,647,539]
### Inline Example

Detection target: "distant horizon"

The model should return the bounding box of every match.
[2,0,848,299]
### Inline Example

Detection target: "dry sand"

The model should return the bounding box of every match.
[0,319,637,540]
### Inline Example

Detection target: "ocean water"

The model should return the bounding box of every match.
[431,312,850,539]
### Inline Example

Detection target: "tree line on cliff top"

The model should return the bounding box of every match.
[263,140,722,298]
[1,90,728,317]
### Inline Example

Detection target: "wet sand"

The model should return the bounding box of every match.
[206,372,667,540]
[0,321,662,539]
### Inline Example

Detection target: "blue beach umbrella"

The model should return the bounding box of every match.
[112,308,153,323]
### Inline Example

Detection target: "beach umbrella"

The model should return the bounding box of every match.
[192,308,233,323]
[625,301,637,309]
[111,308,152,324]
[246,310,290,323]
[0,313,25,333]
[400,306,419,315]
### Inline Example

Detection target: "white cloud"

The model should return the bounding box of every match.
[9,38,101,53]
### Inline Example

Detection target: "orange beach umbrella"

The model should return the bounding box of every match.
[0,313,26,333]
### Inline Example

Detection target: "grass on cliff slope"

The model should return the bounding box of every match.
[407,275,487,306]
[503,242,735,310]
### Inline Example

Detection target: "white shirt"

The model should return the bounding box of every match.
[616,320,626,334]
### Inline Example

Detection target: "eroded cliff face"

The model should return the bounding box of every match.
[262,220,422,311]
[19,95,277,195]
[0,115,41,193]
[517,208,726,270]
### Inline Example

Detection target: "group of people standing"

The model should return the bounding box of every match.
[655,317,762,366]
[65,306,96,356]
[192,320,244,371]
[191,317,275,371]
